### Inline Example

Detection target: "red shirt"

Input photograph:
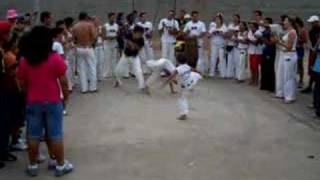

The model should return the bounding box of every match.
[0,20,12,43]
[17,53,67,104]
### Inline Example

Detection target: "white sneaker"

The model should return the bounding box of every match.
[26,164,39,177]
[11,142,28,151]
[55,160,74,177]
[37,153,46,163]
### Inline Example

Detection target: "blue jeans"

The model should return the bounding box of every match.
[26,102,64,141]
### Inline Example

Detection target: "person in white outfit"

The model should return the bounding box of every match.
[144,58,176,95]
[137,12,154,74]
[158,10,180,64]
[72,12,98,93]
[225,14,240,78]
[275,15,298,103]
[103,13,119,78]
[184,11,207,74]
[208,13,227,78]
[64,17,76,91]
[163,54,202,120]
[93,16,105,81]
[235,22,249,82]
[114,26,145,90]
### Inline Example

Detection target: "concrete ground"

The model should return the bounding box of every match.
[1,77,320,180]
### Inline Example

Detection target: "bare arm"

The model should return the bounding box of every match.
[59,75,69,102]
[278,31,296,51]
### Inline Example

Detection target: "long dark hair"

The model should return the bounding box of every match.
[19,26,53,66]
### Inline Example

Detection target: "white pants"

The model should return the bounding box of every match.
[66,49,76,91]
[76,47,98,92]
[104,41,118,78]
[145,58,175,87]
[95,45,105,81]
[197,46,206,74]
[115,55,145,89]
[210,45,226,77]
[178,72,202,115]
[236,49,248,81]
[140,41,154,74]
[276,51,298,101]
[161,41,176,64]
[226,47,237,78]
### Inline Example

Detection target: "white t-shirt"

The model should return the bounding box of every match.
[208,22,216,31]
[237,32,249,49]
[104,22,119,39]
[137,21,153,43]
[226,23,240,46]
[248,30,263,55]
[209,24,227,46]
[176,64,192,87]
[52,41,64,55]
[97,26,104,45]
[158,18,179,43]
[183,21,207,46]
[137,21,153,34]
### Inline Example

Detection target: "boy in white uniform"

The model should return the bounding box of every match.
[137,12,154,74]
[158,10,180,64]
[164,54,202,120]
[183,11,207,74]
[103,13,119,78]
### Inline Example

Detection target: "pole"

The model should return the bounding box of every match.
[32,0,40,24]
[132,0,135,11]
[173,0,177,12]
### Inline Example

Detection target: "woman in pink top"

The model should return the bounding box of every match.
[17,26,73,177]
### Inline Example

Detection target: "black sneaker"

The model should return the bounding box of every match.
[177,114,188,120]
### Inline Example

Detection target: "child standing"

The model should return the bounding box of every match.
[165,54,202,120]
[52,27,68,115]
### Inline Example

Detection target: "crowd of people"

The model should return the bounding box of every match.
[0,7,320,177]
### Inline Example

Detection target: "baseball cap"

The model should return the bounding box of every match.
[307,15,320,23]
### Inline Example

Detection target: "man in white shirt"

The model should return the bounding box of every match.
[103,12,119,78]
[158,10,179,64]
[137,12,154,74]
[183,11,207,74]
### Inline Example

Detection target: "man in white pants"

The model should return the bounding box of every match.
[103,12,119,78]
[114,26,145,90]
[183,11,207,74]
[158,10,179,64]
[72,12,98,93]
[137,12,154,74]
[145,58,176,92]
